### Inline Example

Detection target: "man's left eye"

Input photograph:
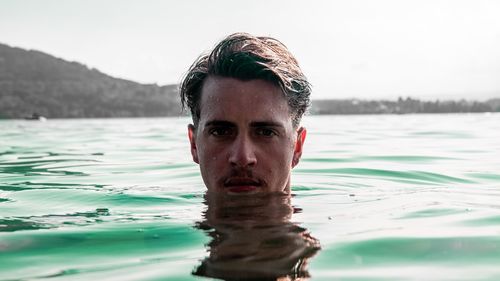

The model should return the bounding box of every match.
[256,128,278,137]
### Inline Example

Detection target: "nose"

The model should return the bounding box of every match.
[228,134,257,168]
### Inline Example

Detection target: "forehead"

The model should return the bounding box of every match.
[198,76,291,124]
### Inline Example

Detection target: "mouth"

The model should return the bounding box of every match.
[223,177,262,193]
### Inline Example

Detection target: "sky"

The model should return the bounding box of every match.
[1,0,499,100]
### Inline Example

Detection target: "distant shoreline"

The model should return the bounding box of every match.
[2,97,499,120]
[310,97,500,115]
[2,100,499,120]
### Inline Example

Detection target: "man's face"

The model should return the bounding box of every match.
[188,76,306,194]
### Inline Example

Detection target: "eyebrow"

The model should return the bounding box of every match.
[203,120,284,128]
[250,121,284,128]
[204,120,236,127]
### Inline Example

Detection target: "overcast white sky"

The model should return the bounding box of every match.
[1,0,499,100]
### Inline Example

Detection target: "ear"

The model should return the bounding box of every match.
[292,127,306,168]
[188,124,199,164]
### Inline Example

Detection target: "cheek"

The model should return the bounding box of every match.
[262,140,295,164]
[198,141,227,166]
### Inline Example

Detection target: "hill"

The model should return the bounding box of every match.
[0,43,180,119]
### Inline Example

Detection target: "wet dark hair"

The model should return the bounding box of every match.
[180,32,311,128]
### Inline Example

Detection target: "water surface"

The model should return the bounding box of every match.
[1,114,499,280]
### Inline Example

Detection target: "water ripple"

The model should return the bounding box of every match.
[297,168,474,184]
[1,115,499,280]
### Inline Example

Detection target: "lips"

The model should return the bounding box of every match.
[224,177,262,193]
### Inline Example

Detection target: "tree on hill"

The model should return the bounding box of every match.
[0,43,181,119]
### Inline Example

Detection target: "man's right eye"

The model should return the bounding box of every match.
[209,127,233,136]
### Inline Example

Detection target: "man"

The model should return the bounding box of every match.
[180,33,311,194]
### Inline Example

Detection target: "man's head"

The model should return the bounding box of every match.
[180,33,311,194]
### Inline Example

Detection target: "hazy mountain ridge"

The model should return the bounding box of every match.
[0,43,180,118]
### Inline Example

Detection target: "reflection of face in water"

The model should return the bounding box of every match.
[193,193,321,280]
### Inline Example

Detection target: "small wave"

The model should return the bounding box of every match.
[297,168,474,185]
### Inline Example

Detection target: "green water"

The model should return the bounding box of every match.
[1,114,499,280]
